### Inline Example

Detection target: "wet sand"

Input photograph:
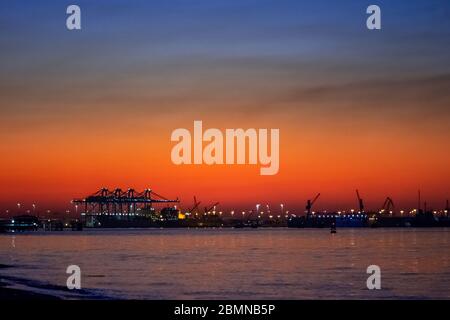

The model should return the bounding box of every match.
[0,264,58,300]
[0,283,60,299]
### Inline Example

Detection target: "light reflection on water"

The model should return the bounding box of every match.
[1,228,450,299]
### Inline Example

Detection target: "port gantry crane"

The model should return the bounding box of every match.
[72,187,179,216]
[380,197,395,216]
[356,189,365,213]
[306,193,321,218]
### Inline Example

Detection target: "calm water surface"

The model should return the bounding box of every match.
[1,228,450,299]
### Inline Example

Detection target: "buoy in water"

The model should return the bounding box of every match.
[330,223,337,234]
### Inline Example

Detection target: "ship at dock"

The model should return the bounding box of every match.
[288,192,369,228]
[71,188,450,229]
[71,187,285,228]
[73,187,184,228]
[287,191,450,228]
[3,187,448,231]
[0,215,39,232]
[72,187,231,228]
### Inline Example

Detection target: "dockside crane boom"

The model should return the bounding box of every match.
[380,197,395,216]
[204,202,219,215]
[187,196,201,215]
[306,193,321,218]
[356,189,364,213]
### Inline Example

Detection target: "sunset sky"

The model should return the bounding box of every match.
[0,0,449,215]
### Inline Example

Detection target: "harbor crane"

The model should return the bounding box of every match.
[380,197,395,216]
[356,189,364,213]
[204,202,219,216]
[306,193,320,218]
[187,196,201,216]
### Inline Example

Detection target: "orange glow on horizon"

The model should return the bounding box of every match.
[0,109,448,214]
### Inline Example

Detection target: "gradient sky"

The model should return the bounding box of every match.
[0,0,449,214]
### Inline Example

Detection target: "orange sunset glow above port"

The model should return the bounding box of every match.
[0,1,449,214]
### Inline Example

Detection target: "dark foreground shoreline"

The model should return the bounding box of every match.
[0,282,60,300]
[0,264,59,300]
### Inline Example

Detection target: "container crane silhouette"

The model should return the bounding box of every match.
[306,193,320,218]
[356,189,364,213]
[187,196,201,217]
[204,202,219,216]
[380,197,395,216]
